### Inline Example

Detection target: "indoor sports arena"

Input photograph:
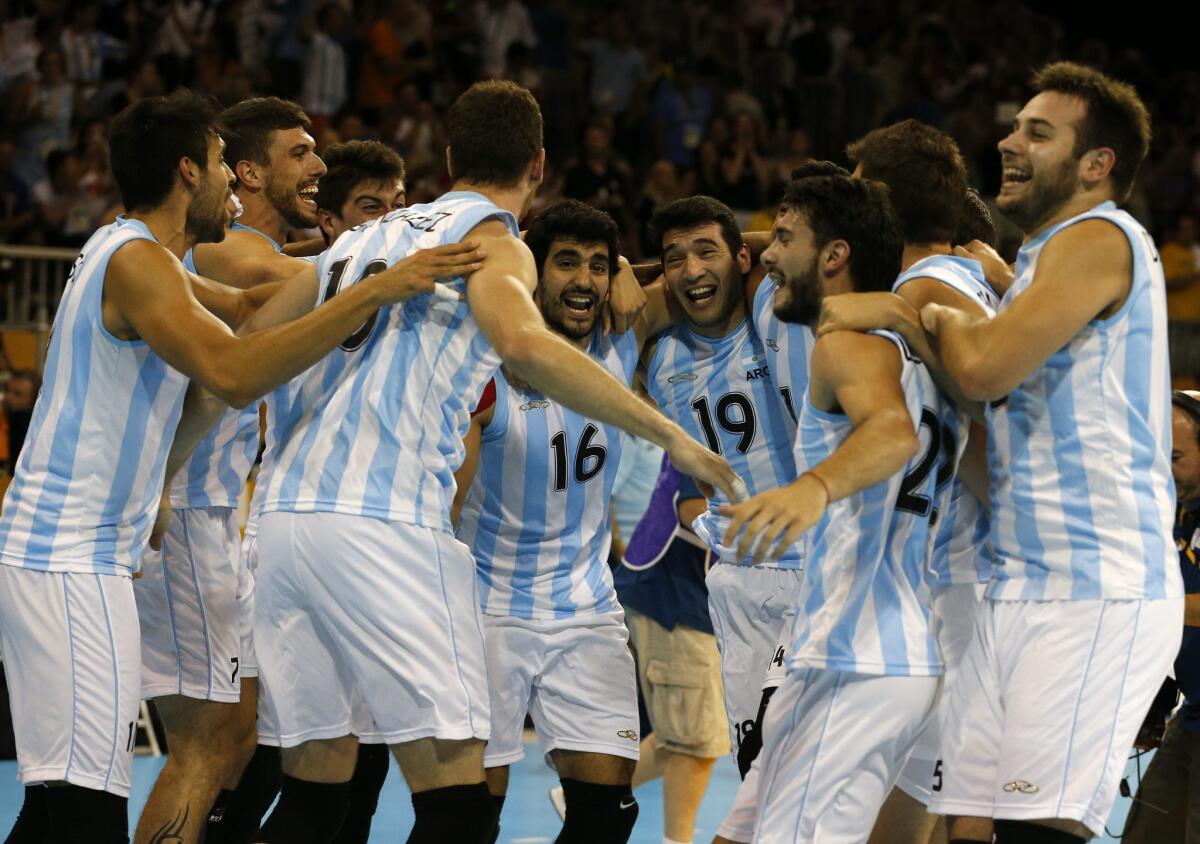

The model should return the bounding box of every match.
[0,1,1195,842]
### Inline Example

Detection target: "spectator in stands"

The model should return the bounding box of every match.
[300,3,349,134]
[636,159,685,257]
[581,14,645,119]
[563,117,635,235]
[652,60,714,170]
[1165,215,1200,386]
[12,46,75,187]
[107,59,165,116]
[0,138,34,243]
[151,0,217,89]
[1122,392,1200,842]
[472,0,537,79]
[1,369,39,475]
[31,148,100,247]
[60,3,127,94]
[717,110,770,212]
[358,0,433,120]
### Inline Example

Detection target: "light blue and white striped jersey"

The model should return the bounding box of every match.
[169,224,276,509]
[896,254,998,587]
[646,316,801,568]
[751,276,814,425]
[257,192,519,530]
[986,201,1181,601]
[788,331,962,676]
[457,330,640,619]
[0,217,189,575]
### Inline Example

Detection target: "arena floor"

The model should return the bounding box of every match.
[0,743,1140,842]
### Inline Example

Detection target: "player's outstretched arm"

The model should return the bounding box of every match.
[923,219,1132,401]
[467,223,745,503]
[105,239,483,407]
[720,331,919,561]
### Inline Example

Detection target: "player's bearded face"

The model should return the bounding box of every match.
[186,147,232,245]
[997,146,1078,233]
[263,127,326,229]
[997,93,1087,233]
[770,249,821,326]
[536,239,611,340]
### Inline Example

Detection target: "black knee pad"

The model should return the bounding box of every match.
[554,779,638,844]
[255,775,351,844]
[736,684,777,778]
[994,820,1086,844]
[408,782,497,844]
[207,743,282,844]
[331,744,391,844]
[5,785,49,844]
[44,785,128,844]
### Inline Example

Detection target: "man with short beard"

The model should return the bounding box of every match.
[134,96,329,844]
[0,90,457,844]
[453,199,648,843]
[721,173,958,843]
[918,62,1183,844]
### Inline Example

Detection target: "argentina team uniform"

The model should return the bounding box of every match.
[753,330,961,844]
[646,311,805,760]
[0,216,189,796]
[714,278,817,843]
[889,255,1001,805]
[457,331,642,766]
[134,227,270,705]
[253,192,517,747]
[931,202,1185,836]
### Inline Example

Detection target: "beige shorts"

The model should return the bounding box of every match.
[626,607,730,759]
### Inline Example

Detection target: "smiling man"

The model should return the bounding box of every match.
[454,199,648,844]
[639,196,807,818]
[920,63,1183,844]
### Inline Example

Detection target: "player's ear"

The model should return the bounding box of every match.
[736,242,752,274]
[178,155,202,191]
[317,209,336,242]
[823,239,851,275]
[235,159,262,191]
[529,149,546,186]
[1081,146,1116,190]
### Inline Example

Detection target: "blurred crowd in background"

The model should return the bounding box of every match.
[0,0,1198,296]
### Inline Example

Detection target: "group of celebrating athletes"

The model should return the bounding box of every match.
[0,56,1182,844]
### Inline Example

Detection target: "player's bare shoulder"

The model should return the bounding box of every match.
[102,237,190,341]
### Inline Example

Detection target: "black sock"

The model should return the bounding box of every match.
[256,775,352,844]
[487,794,506,844]
[555,779,638,844]
[4,785,49,844]
[408,782,497,844]
[44,785,128,844]
[330,744,391,844]
[994,820,1086,844]
[207,744,282,843]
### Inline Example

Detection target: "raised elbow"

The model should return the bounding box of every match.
[493,327,541,374]
[956,357,1008,403]
[200,364,257,409]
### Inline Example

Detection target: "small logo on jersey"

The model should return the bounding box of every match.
[520,399,551,412]
[746,366,771,381]
[667,373,698,384]
[619,797,637,810]
[1002,780,1039,794]
[617,729,639,742]
[766,339,779,351]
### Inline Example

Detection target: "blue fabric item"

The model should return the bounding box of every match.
[613,457,714,634]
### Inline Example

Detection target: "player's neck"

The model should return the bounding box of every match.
[236,189,290,246]
[450,180,530,220]
[128,202,194,261]
[900,242,952,271]
[1023,189,1117,241]
[688,300,745,340]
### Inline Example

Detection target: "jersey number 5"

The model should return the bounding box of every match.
[551,424,607,491]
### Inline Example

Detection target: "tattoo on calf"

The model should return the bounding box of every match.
[149,804,189,844]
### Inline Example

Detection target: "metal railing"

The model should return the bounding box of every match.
[0,244,78,371]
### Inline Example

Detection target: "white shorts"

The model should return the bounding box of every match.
[754,669,939,843]
[0,566,141,797]
[897,581,985,805]
[135,507,256,703]
[717,625,792,844]
[928,597,1184,837]
[706,563,803,752]
[254,511,489,747]
[482,610,640,768]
